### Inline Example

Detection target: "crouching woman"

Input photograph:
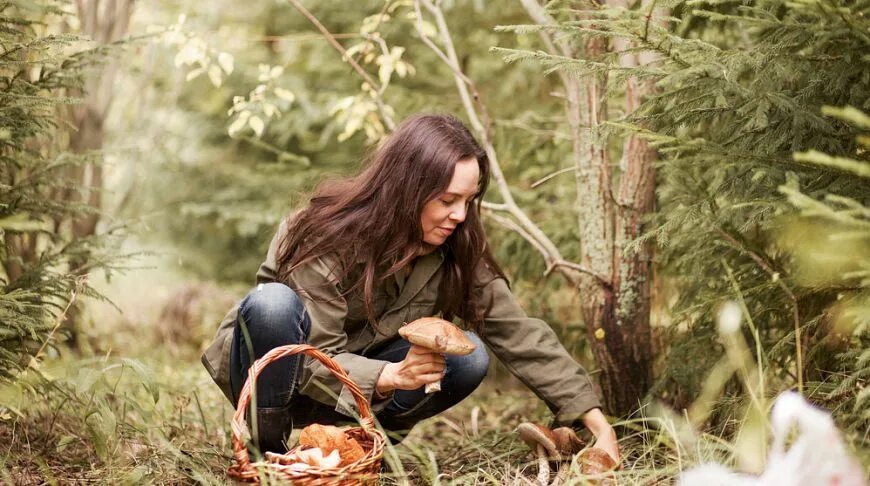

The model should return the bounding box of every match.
[201,113,619,461]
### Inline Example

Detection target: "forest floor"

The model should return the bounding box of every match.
[2,266,866,485]
[5,332,870,484]
[1,338,690,485]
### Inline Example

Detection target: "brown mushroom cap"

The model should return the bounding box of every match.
[552,426,585,456]
[399,317,476,355]
[517,422,560,459]
[299,424,345,453]
[579,447,618,475]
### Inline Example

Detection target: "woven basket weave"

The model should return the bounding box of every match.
[227,344,386,485]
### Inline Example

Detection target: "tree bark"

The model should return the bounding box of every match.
[571,33,652,416]
[59,0,134,345]
[528,0,657,415]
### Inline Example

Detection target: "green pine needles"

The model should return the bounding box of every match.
[0,1,127,381]
[496,0,869,443]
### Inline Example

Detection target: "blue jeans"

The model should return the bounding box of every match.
[228,282,489,450]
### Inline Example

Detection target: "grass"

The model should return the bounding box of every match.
[0,343,773,485]
[1,264,867,484]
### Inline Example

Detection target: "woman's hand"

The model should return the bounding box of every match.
[376,344,445,394]
[581,408,621,465]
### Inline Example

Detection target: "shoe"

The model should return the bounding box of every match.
[247,405,293,454]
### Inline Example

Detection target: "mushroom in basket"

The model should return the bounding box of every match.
[299,423,366,466]
[264,423,366,470]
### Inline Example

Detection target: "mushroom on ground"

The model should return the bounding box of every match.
[518,423,558,485]
[550,426,589,485]
[398,317,476,394]
[552,426,585,457]
[579,447,618,477]
[519,423,588,486]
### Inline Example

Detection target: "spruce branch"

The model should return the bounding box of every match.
[714,225,804,392]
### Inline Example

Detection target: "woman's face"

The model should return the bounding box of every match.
[420,157,480,247]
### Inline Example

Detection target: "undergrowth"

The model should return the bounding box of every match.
[1,265,866,484]
[4,341,865,485]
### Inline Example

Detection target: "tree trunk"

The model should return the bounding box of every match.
[518,0,659,416]
[58,0,133,346]
[567,12,657,416]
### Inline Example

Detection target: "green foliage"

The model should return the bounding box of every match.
[118,0,576,290]
[628,0,870,419]
[495,0,869,434]
[3,0,868,481]
[780,105,870,444]
[0,353,229,483]
[0,1,127,380]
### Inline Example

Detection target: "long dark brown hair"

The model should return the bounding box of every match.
[275,113,504,333]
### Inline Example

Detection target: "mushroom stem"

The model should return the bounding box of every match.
[551,464,570,486]
[399,318,475,395]
[535,443,550,486]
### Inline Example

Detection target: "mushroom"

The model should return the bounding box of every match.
[518,423,587,486]
[398,317,476,394]
[518,423,560,485]
[264,447,341,469]
[552,426,585,456]
[578,448,618,485]
[301,447,342,468]
[298,423,366,466]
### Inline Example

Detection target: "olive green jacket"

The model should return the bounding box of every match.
[201,221,602,423]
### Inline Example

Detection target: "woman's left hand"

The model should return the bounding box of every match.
[581,408,621,465]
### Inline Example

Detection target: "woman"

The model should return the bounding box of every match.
[201,113,619,460]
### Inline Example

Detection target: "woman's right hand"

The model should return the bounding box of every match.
[376,344,445,393]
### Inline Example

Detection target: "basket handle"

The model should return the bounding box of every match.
[230,344,376,465]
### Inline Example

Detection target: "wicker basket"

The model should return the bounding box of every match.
[227,344,386,485]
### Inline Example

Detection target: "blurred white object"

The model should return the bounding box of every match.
[718,301,743,335]
[679,392,867,486]
[679,463,757,486]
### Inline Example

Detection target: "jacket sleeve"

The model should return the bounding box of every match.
[284,255,394,417]
[477,274,603,425]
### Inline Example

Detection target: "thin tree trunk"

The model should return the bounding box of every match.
[68,0,132,240]
[557,1,657,415]
[59,0,133,345]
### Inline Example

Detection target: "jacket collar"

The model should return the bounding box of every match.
[386,248,444,314]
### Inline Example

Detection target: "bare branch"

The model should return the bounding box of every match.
[530,166,574,188]
[412,2,477,90]
[485,209,610,288]
[483,211,552,269]
[545,260,610,288]
[29,276,87,368]
[481,201,509,212]
[518,0,573,57]
[416,0,491,135]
